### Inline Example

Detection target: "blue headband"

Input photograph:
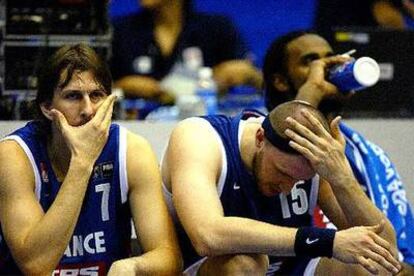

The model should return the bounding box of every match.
[262,116,298,154]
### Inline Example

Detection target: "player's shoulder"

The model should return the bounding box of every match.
[170,117,220,148]
[0,138,29,164]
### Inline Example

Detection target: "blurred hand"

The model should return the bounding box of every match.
[213,60,262,93]
[402,0,414,18]
[114,75,165,99]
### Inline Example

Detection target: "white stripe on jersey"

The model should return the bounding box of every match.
[119,126,128,204]
[1,135,42,200]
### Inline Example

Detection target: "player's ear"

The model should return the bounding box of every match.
[273,73,290,92]
[40,102,53,121]
[256,127,265,147]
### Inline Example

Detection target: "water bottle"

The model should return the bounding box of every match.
[328,57,380,93]
[195,67,218,115]
[112,88,126,120]
[176,94,205,120]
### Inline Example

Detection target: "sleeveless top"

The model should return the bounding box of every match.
[163,110,319,274]
[0,121,131,275]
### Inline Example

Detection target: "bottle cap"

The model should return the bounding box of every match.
[198,67,213,79]
[354,57,380,87]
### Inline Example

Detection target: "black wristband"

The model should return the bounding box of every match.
[294,227,336,258]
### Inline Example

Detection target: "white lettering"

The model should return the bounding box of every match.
[378,184,389,215]
[266,261,283,274]
[379,152,391,171]
[387,178,402,193]
[84,233,95,254]
[80,266,99,276]
[392,190,407,216]
[368,142,382,156]
[94,231,106,253]
[64,231,106,257]
[368,141,408,216]
[61,269,78,276]
[385,165,395,181]
[73,235,84,257]
[352,133,369,154]
[95,183,110,222]
[53,266,99,276]
[64,245,72,257]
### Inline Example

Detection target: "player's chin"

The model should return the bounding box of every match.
[262,184,281,197]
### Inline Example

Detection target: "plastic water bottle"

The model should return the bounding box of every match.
[195,67,218,115]
[328,57,380,94]
[176,94,205,120]
[112,88,126,120]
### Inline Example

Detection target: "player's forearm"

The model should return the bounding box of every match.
[296,82,325,107]
[372,1,405,29]
[16,158,93,274]
[329,177,397,245]
[189,216,297,257]
[128,246,182,275]
[114,76,162,98]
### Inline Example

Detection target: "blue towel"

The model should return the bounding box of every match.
[341,122,414,264]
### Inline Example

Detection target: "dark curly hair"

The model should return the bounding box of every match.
[262,30,315,111]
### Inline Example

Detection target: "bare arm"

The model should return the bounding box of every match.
[372,0,406,29]
[213,60,263,93]
[166,119,298,257]
[108,132,182,275]
[286,112,396,242]
[295,55,351,108]
[167,118,400,274]
[285,111,400,273]
[0,95,116,275]
[114,75,165,99]
[317,180,349,230]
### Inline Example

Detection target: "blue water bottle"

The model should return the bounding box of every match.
[195,67,218,115]
[328,57,380,94]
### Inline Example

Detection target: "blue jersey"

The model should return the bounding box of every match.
[341,122,414,265]
[0,121,131,275]
[176,110,319,274]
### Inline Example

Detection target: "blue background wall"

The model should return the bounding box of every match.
[108,0,316,67]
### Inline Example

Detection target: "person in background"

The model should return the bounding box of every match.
[315,0,414,34]
[0,44,181,275]
[110,0,262,103]
[263,30,414,275]
[162,100,401,275]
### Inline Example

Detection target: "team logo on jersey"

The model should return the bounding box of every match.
[93,162,114,180]
[233,182,241,190]
[40,162,49,183]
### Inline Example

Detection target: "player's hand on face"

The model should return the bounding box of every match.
[284,109,353,184]
[50,94,116,164]
[333,220,401,275]
[107,259,136,276]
